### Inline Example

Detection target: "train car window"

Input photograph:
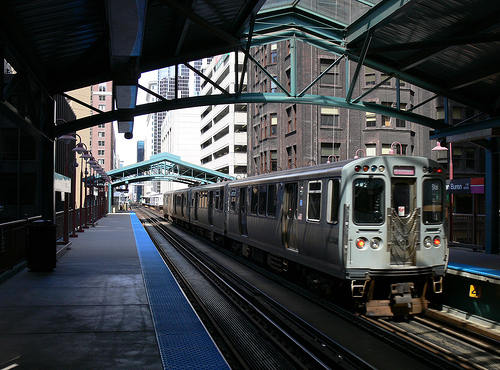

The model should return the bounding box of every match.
[423,180,443,224]
[353,178,384,224]
[327,179,340,224]
[214,190,219,210]
[267,184,277,217]
[251,186,258,214]
[307,181,322,221]
[230,187,237,212]
[393,182,411,217]
[259,185,267,215]
[220,187,225,211]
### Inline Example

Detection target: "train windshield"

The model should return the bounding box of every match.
[353,178,385,224]
[422,180,444,224]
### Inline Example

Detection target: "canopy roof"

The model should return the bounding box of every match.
[2,0,500,140]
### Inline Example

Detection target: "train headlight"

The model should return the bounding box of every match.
[424,236,432,248]
[379,165,385,172]
[370,237,382,249]
[355,165,361,172]
[356,237,367,249]
[433,236,441,247]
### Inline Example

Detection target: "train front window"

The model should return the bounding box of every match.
[423,180,444,224]
[353,178,384,224]
[392,180,415,217]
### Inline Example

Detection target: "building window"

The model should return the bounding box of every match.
[382,102,392,127]
[98,83,106,92]
[260,151,267,173]
[365,67,376,86]
[366,144,376,156]
[98,104,106,111]
[98,131,105,137]
[270,113,277,136]
[381,73,391,85]
[396,103,407,128]
[261,116,267,140]
[465,147,476,170]
[270,43,277,63]
[366,112,376,127]
[286,105,296,133]
[270,150,277,171]
[383,143,407,155]
[98,123,105,128]
[286,69,291,92]
[320,59,339,85]
[320,142,340,163]
[286,145,297,168]
[320,107,339,127]
[98,140,105,146]
[98,159,105,165]
[98,150,105,156]
[99,95,106,101]
[270,78,277,93]
[262,46,267,67]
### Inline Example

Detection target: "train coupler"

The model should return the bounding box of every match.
[391,282,414,306]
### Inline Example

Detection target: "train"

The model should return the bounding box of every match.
[163,155,448,316]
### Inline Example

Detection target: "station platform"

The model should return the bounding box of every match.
[0,212,228,369]
[0,212,499,369]
[444,246,500,323]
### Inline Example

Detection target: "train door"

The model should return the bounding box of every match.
[238,187,248,236]
[194,192,199,221]
[208,191,214,225]
[282,183,298,251]
[390,178,418,266]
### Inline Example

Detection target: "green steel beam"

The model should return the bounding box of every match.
[56,91,446,137]
[345,0,413,44]
[346,31,372,102]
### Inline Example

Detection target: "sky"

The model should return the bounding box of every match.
[115,70,157,166]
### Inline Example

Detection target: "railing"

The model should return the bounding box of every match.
[450,213,485,250]
[0,216,41,275]
[0,205,108,277]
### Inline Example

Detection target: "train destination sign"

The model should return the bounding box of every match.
[446,178,484,194]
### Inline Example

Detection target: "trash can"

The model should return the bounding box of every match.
[27,220,57,272]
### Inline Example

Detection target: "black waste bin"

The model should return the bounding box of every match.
[27,220,57,272]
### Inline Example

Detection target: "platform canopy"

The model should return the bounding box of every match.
[106,152,234,187]
[2,0,500,141]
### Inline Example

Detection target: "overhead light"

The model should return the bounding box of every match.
[72,142,87,153]
[57,134,76,144]
[118,120,134,139]
[432,141,449,151]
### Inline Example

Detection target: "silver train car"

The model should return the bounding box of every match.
[164,155,448,316]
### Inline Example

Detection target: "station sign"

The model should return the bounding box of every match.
[446,178,484,194]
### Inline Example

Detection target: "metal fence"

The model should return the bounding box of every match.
[0,206,106,277]
[450,213,485,250]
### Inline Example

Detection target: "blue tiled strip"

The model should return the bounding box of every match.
[130,213,229,370]
[448,262,500,280]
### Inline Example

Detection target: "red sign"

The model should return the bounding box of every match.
[471,178,484,194]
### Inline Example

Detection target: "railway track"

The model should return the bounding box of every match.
[135,206,500,369]
[363,314,500,370]
[134,206,372,369]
